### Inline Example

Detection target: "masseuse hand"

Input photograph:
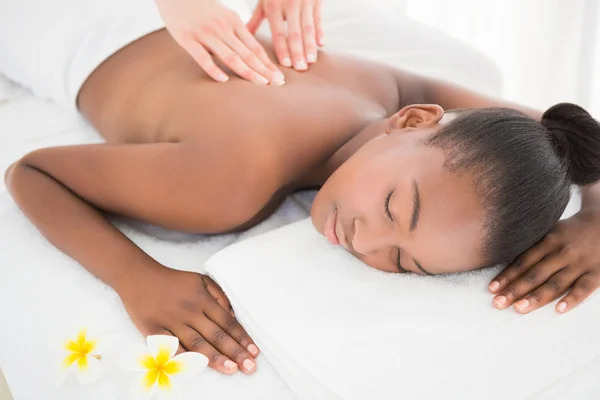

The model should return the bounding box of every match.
[488,207,600,314]
[120,266,260,375]
[155,0,285,85]
[247,0,324,70]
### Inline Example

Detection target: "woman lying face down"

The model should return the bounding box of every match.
[312,103,600,277]
[6,24,600,377]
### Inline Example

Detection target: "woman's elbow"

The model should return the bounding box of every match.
[5,150,44,193]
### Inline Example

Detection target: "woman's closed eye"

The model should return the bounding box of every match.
[396,248,409,273]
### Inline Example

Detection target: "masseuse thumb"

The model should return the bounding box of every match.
[246,5,265,34]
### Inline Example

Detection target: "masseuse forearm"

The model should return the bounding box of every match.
[5,155,164,294]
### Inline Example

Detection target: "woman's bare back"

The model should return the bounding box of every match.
[78,29,402,189]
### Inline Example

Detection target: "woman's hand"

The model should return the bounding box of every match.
[155,0,285,85]
[488,208,600,314]
[247,0,324,71]
[119,266,260,375]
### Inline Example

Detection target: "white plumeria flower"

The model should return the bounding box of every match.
[128,335,208,400]
[57,328,106,386]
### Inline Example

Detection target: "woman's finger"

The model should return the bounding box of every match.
[555,272,599,313]
[492,251,568,309]
[284,3,307,70]
[234,25,286,85]
[489,234,559,293]
[201,35,269,84]
[266,5,291,67]
[246,4,265,34]
[314,0,324,46]
[511,266,581,313]
[301,1,318,64]
[205,298,260,358]
[190,313,257,374]
[203,275,232,312]
[176,325,238,375]
[182,39,229,82]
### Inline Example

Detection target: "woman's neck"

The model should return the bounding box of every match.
[294,118,388,189]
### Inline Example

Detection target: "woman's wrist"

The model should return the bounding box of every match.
[110,258,168,297]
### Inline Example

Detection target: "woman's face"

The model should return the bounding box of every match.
[311,105,486,275]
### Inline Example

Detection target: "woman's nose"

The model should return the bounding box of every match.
[351,219,396,255]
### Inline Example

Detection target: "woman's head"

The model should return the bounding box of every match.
[311,103,600,275]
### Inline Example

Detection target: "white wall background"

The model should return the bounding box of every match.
[381,0,600,116]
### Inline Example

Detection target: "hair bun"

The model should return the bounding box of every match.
[541,103,600,185]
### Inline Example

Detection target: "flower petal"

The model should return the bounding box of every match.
[167,352,209,381]
[74,355,106,385]
[118,343,154,372]
[55,362,74,387]
[146,335,178,362]
[128,372,156,400]
[154,376,182,400]
[76,328,88,349]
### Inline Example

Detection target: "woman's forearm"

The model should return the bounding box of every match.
[5,156,164,295]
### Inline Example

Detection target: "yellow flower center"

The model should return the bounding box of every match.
[62,329,99,370]
[140,347,183,390]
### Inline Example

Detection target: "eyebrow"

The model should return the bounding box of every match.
[409,179,420,232]
[408,180,433,275]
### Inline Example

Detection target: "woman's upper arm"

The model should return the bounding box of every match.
[18,142,274,233]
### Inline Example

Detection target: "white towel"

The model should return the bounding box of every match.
[206,192,600,400]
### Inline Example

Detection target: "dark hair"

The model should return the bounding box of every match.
[425,103,600,266]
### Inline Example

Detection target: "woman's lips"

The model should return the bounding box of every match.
[324,207,340,245]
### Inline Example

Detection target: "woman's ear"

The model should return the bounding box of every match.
[385,104,444,134]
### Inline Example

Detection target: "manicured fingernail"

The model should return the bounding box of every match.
[218,73,229,82]
[515,299,529,311]
[557,302,567,313]
[307,53,317,63]
[243,359,256,372]
[224,360,238,371]
[494,295,506,307]
[271,73,286,86]
[295,60,308,70]
[254,75,269,85]
[248,344,260,357]
[282,57,292,67]
[488,281,500,292]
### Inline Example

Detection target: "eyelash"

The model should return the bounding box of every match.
[396,248,408,273]
[384,191,393,221]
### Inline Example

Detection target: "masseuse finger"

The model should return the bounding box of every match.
[489,236,558,294]
[266,6,292,67]
[556,272,599,313]
[202,35,269,84]
[235,24,285,85]
[177,326,238,375]
[301,1,318,63]
[221,32,276,84]
[314,0,324,46]
[493,251,567,309]
[246,3,265,34]
[205,297,260,359]
[513,266,580,314]
[193,312,257,374]
[284,3,307,70]
[184,39,229,82]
